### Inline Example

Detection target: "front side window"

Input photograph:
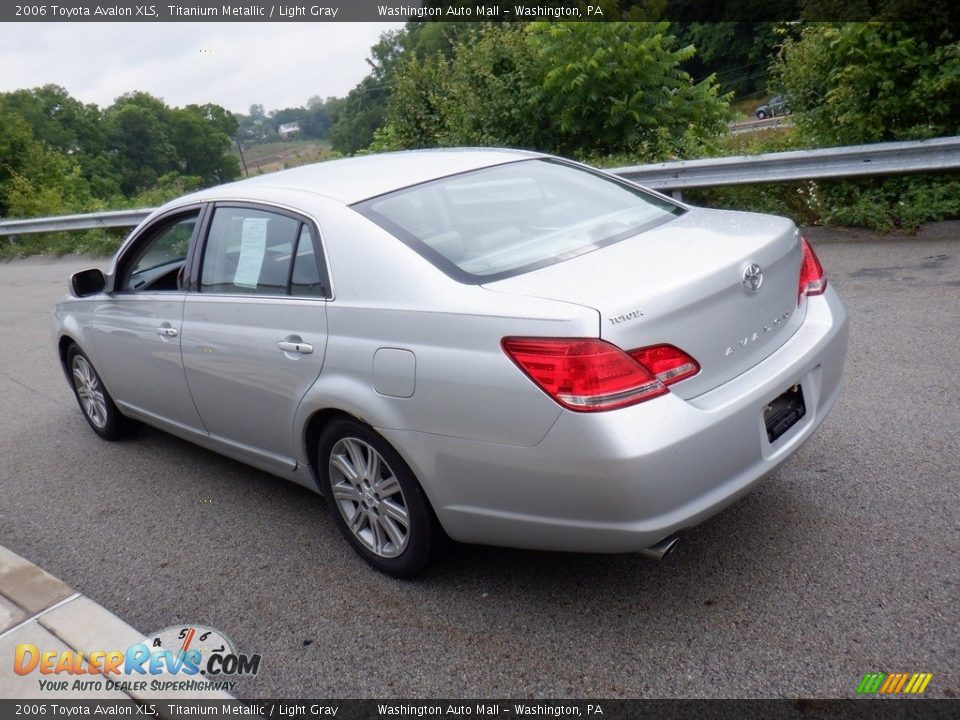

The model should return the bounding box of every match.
[200,206,327,297]
[121,212,198,292]
[352,158,684,283]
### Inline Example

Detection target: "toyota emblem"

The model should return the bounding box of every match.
[742,263,763,293]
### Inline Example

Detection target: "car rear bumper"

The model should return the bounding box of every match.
[380,287,848,553]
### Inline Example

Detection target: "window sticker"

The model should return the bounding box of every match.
[233,218,269,288]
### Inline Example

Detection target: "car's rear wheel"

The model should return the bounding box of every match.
[319,418,436,577]
[67,345,131,440]
[756,109,768,119]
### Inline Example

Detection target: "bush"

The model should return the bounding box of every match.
[377,22,730,162]
[686,22,960,231]
[639,127,960,232]
[774,23,960,146]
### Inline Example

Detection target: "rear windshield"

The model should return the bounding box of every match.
[352,158,684,283]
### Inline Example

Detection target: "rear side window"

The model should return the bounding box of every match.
[353,158,684,283]
[290,225,326,297]
[200,206,328,297]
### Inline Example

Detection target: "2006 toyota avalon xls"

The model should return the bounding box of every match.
[54,149,848,576]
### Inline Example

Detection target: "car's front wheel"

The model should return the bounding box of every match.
[756,109,768,119]
[319,418,437,577]
[67,345,132,440]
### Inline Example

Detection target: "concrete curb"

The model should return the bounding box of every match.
[0,546,234,703]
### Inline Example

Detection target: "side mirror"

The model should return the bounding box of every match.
[70,268,106,297]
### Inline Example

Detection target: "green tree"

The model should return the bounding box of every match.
[302,95,343,138]
[378,25,547,151]
[371,54,450,149]
[189,102,238,138]
[328,77,391,154]
[774,23,960,145]
[0,87,236,223]
[0,85,105,156]
[769,22,960,231]
[0,110,41,215]
[169,105,240,185]
[329,23,478,154]
[328,30,406,154]
[443,25,548,149]
[3,147,93,218]
[532,21,729,157]
[0,109,96,218]
[269,106,304,131]
[236,103,271,142]
[0,84,118,196]
[104,93,178,194]
[673,22,794,100]
[104,92,239,194]
[378,22,729,161]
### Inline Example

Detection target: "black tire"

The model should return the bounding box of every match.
[756,109,768,120]
[66,345,132,441]
[319,418,436,577]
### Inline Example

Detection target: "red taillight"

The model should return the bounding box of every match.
[799,236,827,299]
[628,344,701,385]
[501,338,698,412]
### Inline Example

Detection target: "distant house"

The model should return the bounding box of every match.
[278,122,300,138]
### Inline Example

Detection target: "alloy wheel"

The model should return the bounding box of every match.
[328,437,410,558]
[72,355,108,429]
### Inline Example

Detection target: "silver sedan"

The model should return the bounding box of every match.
[54,149,848,576]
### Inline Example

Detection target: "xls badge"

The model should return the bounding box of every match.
[14,623,261,694]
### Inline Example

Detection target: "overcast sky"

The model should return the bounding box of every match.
[0,23,400,114]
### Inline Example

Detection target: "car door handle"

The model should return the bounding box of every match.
[155,326,178,337]
[277,340,313,354]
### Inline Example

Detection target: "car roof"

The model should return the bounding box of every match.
[178,148,544,206]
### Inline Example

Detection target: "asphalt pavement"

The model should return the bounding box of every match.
[0,225,957,699]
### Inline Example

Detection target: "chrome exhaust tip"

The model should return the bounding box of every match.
[640,534,680,560]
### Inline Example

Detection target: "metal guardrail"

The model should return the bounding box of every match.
[0,208,153,237]
[1,136,959,237]
[728,117,792,136]
[613,135,960,191]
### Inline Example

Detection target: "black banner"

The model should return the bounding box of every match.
[1,0,957,23]
[0,700,957,720]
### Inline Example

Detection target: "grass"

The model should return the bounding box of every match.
[728,96,766,121]
[729,97,760,114]
[233,138,335,176]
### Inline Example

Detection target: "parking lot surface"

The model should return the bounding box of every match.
[1,226,957,698]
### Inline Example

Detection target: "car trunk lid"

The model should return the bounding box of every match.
[483,207,806,399]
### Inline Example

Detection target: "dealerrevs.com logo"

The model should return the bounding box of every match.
[13,624,261,694]
[856,672,933,696]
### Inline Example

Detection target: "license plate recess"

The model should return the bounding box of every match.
[764,384,806,443]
